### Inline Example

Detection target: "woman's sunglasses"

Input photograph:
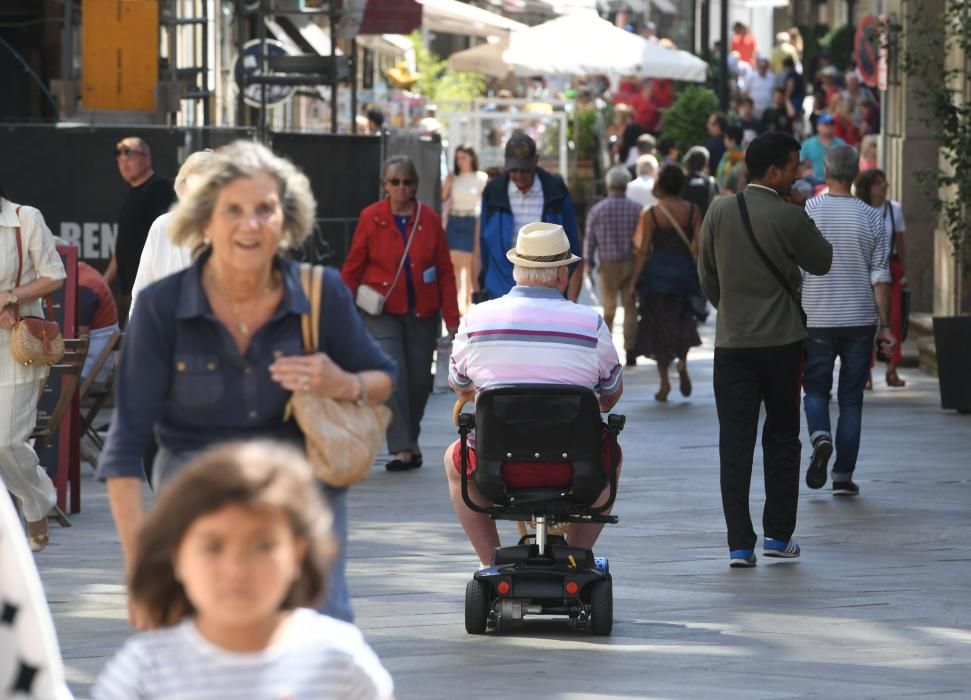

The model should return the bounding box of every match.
[386,178,415,187]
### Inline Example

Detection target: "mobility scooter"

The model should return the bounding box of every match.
[456,384,625,635]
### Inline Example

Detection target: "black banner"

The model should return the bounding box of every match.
[0,125,382,272]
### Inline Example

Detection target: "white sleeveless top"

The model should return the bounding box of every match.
[449,171,488,215]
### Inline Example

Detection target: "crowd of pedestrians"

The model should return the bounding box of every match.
[3,73,907,693]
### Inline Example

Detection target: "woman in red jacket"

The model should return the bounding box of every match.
[342,155,460,471]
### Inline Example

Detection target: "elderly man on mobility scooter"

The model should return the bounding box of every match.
[444,222,625,634]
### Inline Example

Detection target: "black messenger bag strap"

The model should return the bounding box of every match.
[735,192,808,327]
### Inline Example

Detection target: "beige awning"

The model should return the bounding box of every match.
[418,0,528,38]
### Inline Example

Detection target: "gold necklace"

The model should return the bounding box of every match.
[206,268,279,336]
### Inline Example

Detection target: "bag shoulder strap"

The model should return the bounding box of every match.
[885,202,897,257]
[297,263,325,354]
[736,192,807,325]
[654,201,694,254]
[13,206,24,289]
[386,202,421,296]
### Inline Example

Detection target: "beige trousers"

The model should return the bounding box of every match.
[599,259,638,352]
[0,379,55,522]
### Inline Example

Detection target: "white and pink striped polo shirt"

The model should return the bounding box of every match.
[449,286,623,397]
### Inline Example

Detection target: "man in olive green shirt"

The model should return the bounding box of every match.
[697,132,832,567]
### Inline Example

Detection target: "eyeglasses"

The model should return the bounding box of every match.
[386,178,415,187]
[116,146,146,158]
[508,168,533,175]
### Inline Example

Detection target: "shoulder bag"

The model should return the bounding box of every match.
[736,192,808,328]
[656,202,708,323]
[886,202,911,342]
[8,207,65,366]
[286,263,391,487]
[355,202,421,316]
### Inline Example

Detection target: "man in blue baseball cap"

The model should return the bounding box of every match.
[800,113,845,179]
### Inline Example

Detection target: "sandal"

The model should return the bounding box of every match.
[677,362,692,397]
[885,370,906,387]
[27,519,49,552]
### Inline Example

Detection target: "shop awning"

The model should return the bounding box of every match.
[418,0,528,38]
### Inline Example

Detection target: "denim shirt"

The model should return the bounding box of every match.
[96,251,397,487]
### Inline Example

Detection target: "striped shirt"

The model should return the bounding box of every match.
[583,193,643,264]
[449,285,622,397]
[508,175,545,240]
[92,608,394,700]
[803,194,891,328]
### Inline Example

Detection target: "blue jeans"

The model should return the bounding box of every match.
[802,328,876,479]
[317,486,354,623]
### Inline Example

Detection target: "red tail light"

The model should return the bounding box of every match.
[565,581,579,595]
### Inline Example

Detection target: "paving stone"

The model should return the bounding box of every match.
[33,319,971,699]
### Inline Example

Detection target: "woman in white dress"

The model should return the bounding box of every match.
[442,145,487,312]
[130,150,216,317]
[0,183,66,551]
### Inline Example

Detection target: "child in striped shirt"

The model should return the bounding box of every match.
[93,441,393,700]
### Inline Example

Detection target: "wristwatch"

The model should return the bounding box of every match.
[4,292,17,306]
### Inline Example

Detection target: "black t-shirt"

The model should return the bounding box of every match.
[116,173,175,295]
[762,107,795,135]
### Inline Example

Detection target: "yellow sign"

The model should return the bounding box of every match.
[82,0,159,111]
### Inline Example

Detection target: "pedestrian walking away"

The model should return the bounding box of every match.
[629,165,703,401]
[0,183,66,552]
[447,223,623,567]
[697,132,832,567]
[93,441,393,700]
[584,166,643,366]
[802,145,894,496]
[341,154,459,473]
[96,141,396,626]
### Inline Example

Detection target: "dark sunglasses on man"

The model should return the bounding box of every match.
[116,146,146,158]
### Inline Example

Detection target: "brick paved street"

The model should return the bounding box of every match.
[35,320,971,699]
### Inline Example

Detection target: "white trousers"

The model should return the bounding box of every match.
[0,380,56,522]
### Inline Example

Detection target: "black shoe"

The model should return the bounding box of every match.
[385,454,422,472]
[806,437,833,490]
[832,480,860,496]
[625,351,637,367]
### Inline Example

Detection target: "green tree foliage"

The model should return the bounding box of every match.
[408,32,485,103]
[658,85,720,153]
[819,24,854,70]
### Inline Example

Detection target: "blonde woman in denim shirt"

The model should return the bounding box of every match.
[97,141,396,629]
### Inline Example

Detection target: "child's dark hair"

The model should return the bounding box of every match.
[130,440,335,628]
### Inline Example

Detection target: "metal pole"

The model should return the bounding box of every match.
[719,0,729,111]
[201,0,210,126]
[350,37,358,134]
[61,0,73,82]
[258,0,267,142]
[700,0,710,62]
[329,1,338,134]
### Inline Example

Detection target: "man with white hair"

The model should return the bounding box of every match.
[743,55,777,118]
[584,166,643,365]
[445,223,624,567]
[802,144,894,497]
[626,154,659,208]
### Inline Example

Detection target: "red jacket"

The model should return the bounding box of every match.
[341,198,460,329]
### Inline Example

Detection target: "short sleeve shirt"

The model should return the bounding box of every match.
[93,609,393,700]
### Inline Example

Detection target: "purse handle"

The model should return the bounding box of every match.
[653,201,698,260]
[285,263,325,423]
[298,263,324,354]
[10,206,58,323]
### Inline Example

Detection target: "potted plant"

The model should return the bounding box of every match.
[889,2,971,412]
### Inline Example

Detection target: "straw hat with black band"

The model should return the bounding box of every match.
[506,222,581,268]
